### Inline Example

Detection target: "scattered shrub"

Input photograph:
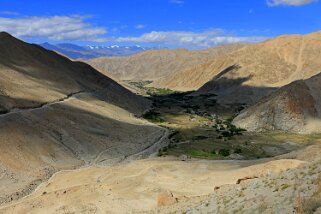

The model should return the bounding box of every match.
[142,110,164,123]
[234,148,242,154]
[219,149,230,157]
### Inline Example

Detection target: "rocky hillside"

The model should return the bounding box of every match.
[233,72,321,134]
[85,44,245,81]
[3,145,319,213]
[161,31,321,104]
[155,145,321,214]
[0,32,165,204]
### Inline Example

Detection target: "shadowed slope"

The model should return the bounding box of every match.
[0,93,165,204]
[0,32,165,205]
[0,32,149,114]
[234,72,321,133]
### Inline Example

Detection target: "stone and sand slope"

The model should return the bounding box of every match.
[234,72,321,134]
[155,145,321,214]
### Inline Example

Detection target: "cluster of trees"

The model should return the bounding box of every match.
[142,110,164,123]
[214,117,246,140]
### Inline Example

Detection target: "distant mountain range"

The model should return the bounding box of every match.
[85,44,245,82]
[40,42,164,59]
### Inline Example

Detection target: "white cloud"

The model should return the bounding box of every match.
[169,0,184,5]
[0,15,107,41]
[111,27,119,33]
[135,24,146,29]
[0,15,267,48]
[106,29,268,48]
[267,0,318,6]
[0,11,19,15]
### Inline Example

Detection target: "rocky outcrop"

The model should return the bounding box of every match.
[157,191,178,207]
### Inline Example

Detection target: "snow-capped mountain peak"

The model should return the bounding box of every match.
[40,43,164,59]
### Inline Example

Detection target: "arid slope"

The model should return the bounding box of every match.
[0,32,165,204]
[161,31,321,104]
[155,145,321,214]
[0,156,306,213]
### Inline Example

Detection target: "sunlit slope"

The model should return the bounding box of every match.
[86,44,245,82]
[163,31,321,104]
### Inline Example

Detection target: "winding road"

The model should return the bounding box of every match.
[93,127,169,165]
[0,90,86,118]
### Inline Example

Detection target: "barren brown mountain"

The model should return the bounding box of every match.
[0,32,166,204]
[159,31,321,104]
[85,44,245,81]
[233,72,321,133]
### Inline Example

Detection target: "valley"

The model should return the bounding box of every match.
[136,82,310,160]
[0,29,320,214]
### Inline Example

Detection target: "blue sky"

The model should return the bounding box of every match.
[0,0,320,48]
